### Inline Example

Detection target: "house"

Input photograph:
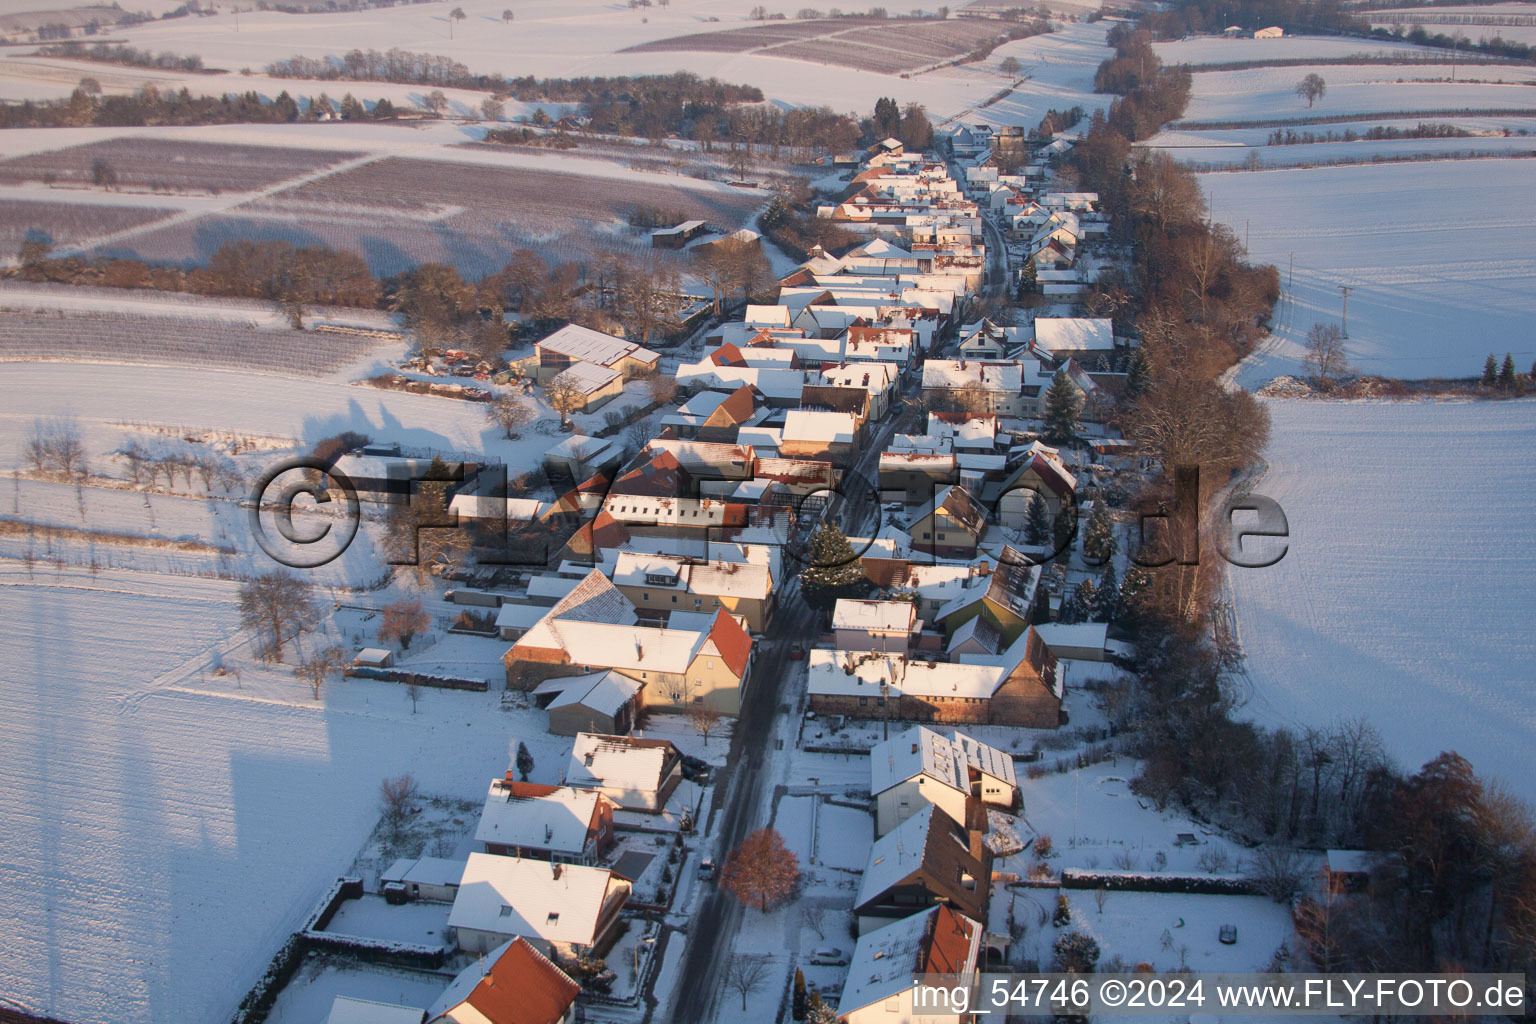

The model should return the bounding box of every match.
[651,219,707,249]
[1255,24,1284,38]
[880,448,957,507]
[536,669,645,735]
[928,412,997,453]
[507,571,755,715]
[921,360,1025,417]
[449,853,630,957]
[698,384,762,443]
[818,362,896,421]
[476,778,616,864]
[380,856,468,903]
[780,409,861,467]
[549,361,624,413]
[1323,849,1373,893]
[426,937,580,1024]
[799,383,872,430]
[806,625,1062,728]
[909,484,987,558]
[565,732,683,813]
[1032,621,1109,662]
[845,325,915,367]
[995,441,1077,523]
[834,598,918,654]
[853,804,991,932]
[935,546,1042,646]
[836,906,983,1024]
[535,323,659,379]
[613,550,776,632]
[543,434,625,483]
[325,997,425,1024]
[871,725,1019,836]
[1033,317,1115,364]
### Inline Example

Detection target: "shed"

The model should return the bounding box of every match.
[380,855,468,902]
[354,647,393,668]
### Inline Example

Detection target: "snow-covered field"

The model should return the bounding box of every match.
[1229,399,1536,802]
[1154,33,1474,65]
[1202,160,1536,381]
[0,564,573,1024]
[1181,76,1536,123]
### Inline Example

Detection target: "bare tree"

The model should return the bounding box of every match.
[295,644,348,700]
[424,89,448,116]
[382,486,472,585]
[238,571,318,664]
[379,598,432,650]
[448,6,466,37]
[1303,322,1351,388]
[405,683,423,713]
[1248,845,1305,903]
[723,953,771,1011]
[480,96,504,121]
[542,374,587,429]
[720,827,801,912]
[485,393,534,438]
[624,420,654,457]
[24,416,88,477]
[645,374,678,406]
[799,904,825,939]
[502,8,513,22]
[999,55,1022,76]
[379,773,419,824]
[1295,73,1327,108]
[689,702,722,742]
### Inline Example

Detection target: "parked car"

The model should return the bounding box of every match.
[698,858,715,880]
[883,502,904,512]
[681,755,712,782]
[809,948,848,966]
[789,642,805,660]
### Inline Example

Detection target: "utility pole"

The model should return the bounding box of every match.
[1338,285,1352,339]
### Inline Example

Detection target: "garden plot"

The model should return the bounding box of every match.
[1202,160,1536,380]
[1228,399,1536,803]
[0,138,356,193]
[261,955,448,1024]
[815,802,874,872]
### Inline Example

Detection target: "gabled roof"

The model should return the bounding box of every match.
[837,906,982,1020]
[927,484,986,535]
[449,853,626,946]
[783,409,859,445]
[948,612,1001,654]
[854,803,988,920]
[476,779,606,854]
[833,599,917,633]
[700,606,753,675]
[551,360,621,395]
[703,384,760,428]
[1034,317,1114,354]
[537,323,659,368]
[611,448,690,498]
[427,937,580,1024]
[328,997,423,1024]
[870,724,1017,799]
[567,733,680,793]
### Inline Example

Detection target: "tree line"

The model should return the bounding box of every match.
[0,84,402,129]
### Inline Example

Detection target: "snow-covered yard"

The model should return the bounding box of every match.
[1229,399,1536,802]
[261,955,449,1024]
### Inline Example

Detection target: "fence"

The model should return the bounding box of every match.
[345,665,489,692]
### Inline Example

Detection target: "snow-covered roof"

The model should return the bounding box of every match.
[325,996,424,1024]
[744,304,792,327]
[516,570,640,653]
[922,360,1022,393]
[612,550,772,600]
[537,323,658,368]
[448,493,549,520]
[870,725,1018,798]
[476,779,603,853]
[552,360,622,395]
[547,433,622,461]
[833,599,917,633]
[1033,621,1108,654]
[856,806,935,908]
[546,669,643,716]
[806,649,1007,701]
[493,602,547,632]
[821,361,897,393]
[566,733,677,793]
[382,855,467,889]
[448,853,625,946]
[837,906,982,1019]
[1326,849,1373,875]
[783,409,858,445]
[1034,317,1114,354]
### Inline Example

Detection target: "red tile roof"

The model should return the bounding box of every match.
[710,343,747,367]
[922,905,979,976]
[704,607,753,677]
[458,937,581,1024]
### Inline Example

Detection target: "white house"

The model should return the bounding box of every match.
[448,852,630,957]
[871,725,1019,836]
[836,905,984,1023]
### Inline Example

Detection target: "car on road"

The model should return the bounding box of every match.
[882,502,904,512]
[698,858,715,880]
[789,642,805,660]
[809,948,848,966]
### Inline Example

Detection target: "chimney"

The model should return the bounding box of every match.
[552,862,563,880]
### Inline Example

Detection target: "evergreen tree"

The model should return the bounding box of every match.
[1124,345,1151,400]
[1042,371,1082,443]
[800,521,870,613]
[1082,502,1116,565]
[1016,260,1037,302]
[1092,563,1120,622]
[373,97,395,119]
[793,969,808,1021]
[1024,491,1051,546]
[1119,566,1151,617]
[1498,353,1517,390]
[515,741,534,781]
[1482,353,1498,385]
[1070,578,1096,623]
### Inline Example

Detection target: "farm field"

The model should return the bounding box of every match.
[1153,33,1467,65]
[628,16,1011,72]
[1200,160,1536,381]
[1158,135,1536,167]
[0,138,356,192]
[1228,399,1536,803]
[0,199,175,254]
[84,154,768,276]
